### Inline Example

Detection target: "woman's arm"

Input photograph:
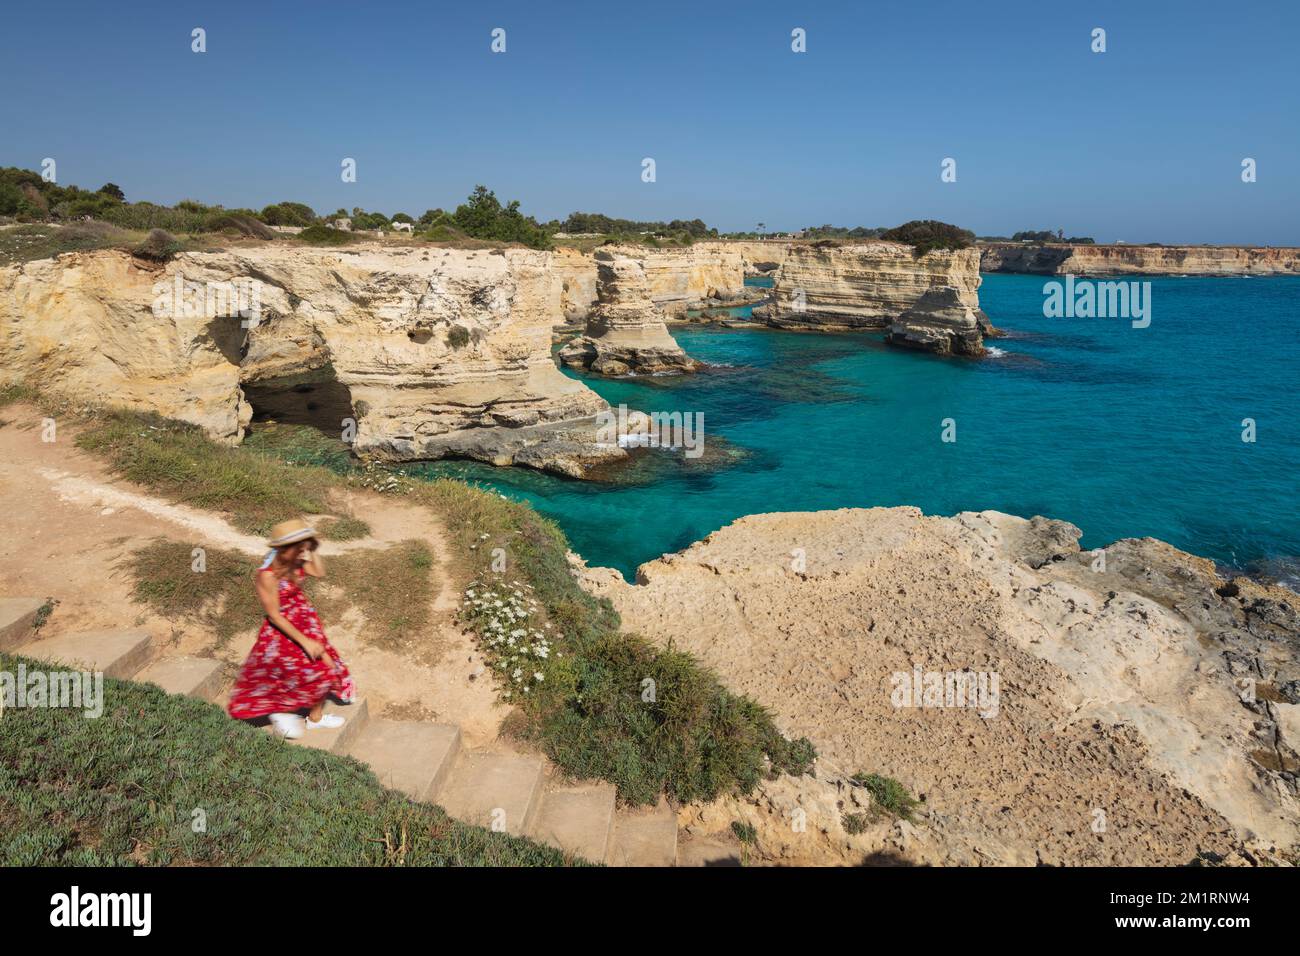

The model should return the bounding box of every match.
[254,572,324,658]
[301,544,324,579]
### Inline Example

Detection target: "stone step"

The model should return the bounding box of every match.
[434,751,544,837]
[0,598,50,652]
[608,798,679,867]
[347,720,461,801]
[15,629,153,680]
[529,782,616,863]
[292,697,370,754]
[134,656,226,702]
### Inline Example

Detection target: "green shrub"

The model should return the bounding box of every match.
[260,202,317,227]
[445,325,471,349]
[131,228,183,262]
[296,224,355,246]
[424,479,816,806]
[880,219,975,258]
[450,185,551,249]
[423,223,465,242]
[204,213,274,239]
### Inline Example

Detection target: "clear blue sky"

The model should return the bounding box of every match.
[2,0,1297,243]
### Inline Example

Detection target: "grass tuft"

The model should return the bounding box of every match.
[850,772,920,822]
[315,541,435,651]
[125,539,262,646]
[72,408,356,537]
[317,515,370,541]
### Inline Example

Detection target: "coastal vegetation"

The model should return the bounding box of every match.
[879,220,976,257]
[7,388,816,808]
[0,648,577,865]
[851,772,920,821]
[131,228,184,262]
[977,229,1097,243]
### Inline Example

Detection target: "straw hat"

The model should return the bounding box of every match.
[267,518,318,549]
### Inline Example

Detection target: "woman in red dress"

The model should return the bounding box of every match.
[227,518,355,739]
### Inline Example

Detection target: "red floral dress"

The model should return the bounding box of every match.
[227,567,355,720]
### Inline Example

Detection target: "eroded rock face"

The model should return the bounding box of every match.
[1,244,623,476]
[754,241,983,334]
[0,251,251,439]
[639,243,748,316]
[885,286,991,356]
[575,507,1300,866]
[557,249,701,376]
[548,242,750,323]
[980,242,1300,275]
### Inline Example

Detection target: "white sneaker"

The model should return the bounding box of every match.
[269,713,305,740]
[306,713,345,730]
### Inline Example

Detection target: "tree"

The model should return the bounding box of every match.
[451,186,550,249]
[98,183,125,202]
[757,222,766,235]
[879,220,975,257]
[260,201,317,226]
[0,181,22,216]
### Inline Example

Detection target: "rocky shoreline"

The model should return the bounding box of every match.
[2,238,997,478]
[574,507,1300,866]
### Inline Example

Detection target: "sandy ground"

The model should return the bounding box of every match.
[0,404,507,745]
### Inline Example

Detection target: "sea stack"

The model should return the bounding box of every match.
[885,286,992,356]
[558,249,702,376]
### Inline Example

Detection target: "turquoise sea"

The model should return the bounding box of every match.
[414,274,1300,583]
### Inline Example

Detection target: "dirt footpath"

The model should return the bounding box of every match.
[0,405,506,745]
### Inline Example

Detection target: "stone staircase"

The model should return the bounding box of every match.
[0,598,682,865]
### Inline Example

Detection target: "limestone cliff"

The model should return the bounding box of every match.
[575,507,1300,866]
[719,239,793,275]
[639,243,749,315]
[1,250,252,439]
[1,244,622,476]
[754,242,983,337]
[557,249,701,376]
[980,242,1300,275]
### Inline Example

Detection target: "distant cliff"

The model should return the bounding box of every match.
[754,242,985,337]
[980,242,1300,275]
